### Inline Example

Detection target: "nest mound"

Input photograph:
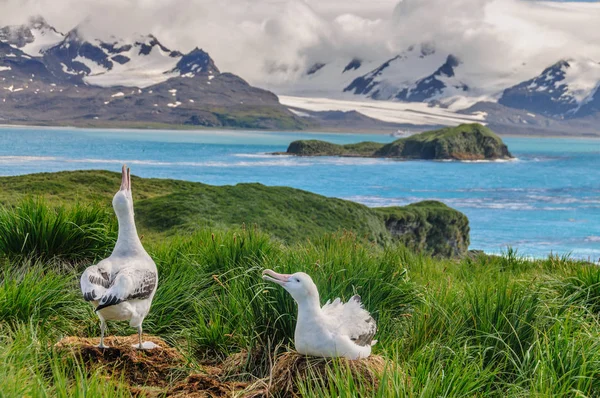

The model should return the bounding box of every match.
[220,347,266,377]
[267,352,391,397]
[55,334,188,388]
[166,373,252,398]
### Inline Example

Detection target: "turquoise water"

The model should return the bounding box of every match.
[0,126,599,260]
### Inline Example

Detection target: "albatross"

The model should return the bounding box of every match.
[80,165,158,349]
[262,269,377,360]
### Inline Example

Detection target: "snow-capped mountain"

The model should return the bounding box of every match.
[0,18,300,129]
[282,43,474,105]
[0,17,64,57]
[280,41,600,128]
[394,55,468,102]
[171,48,219,76]
[344,43,448,100]
[498,59,600,118]
[575,85,600,118]
[0,41,55,83]
[268,58,377,97]
[41,28,218,88]
[0,18,221,88]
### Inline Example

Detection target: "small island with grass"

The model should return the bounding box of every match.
[280,123,513,161]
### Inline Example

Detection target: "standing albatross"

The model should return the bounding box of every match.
[262,269,377,360]
[80,165,158,349]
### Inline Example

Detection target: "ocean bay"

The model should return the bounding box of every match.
[1,126,598,259]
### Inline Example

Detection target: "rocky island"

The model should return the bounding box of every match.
[282,123,513,160]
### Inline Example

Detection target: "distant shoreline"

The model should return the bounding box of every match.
[0,122,599,139]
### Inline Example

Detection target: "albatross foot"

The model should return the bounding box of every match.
[97,344,109,349]
[132,341,159,350]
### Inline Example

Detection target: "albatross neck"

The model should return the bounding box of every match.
[296,292,322,321]
[114,210,144,255]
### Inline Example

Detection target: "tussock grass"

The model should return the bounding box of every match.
[557,264,600,314]
[0,261,91,336]
[0,198,116,263]
[0,199,599,396]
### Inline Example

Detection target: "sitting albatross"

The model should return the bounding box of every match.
[80,165,158,349]
[262,269,377,360]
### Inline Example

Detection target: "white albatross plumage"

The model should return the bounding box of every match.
[262,269,377,360]
[80,165,158,349]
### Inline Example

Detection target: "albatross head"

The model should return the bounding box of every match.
[262,269,319,303]
[113,165,133,217]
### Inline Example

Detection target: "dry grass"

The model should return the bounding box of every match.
[167,373,251,398]
[266,351,391,397]
[54,335,262,397]
[55,335,189,388]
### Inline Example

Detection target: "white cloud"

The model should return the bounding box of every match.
[0,0,598,92]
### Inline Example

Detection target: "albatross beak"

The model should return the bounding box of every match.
[262,269,291,286]
[119,164,132,194]
[120,164,128,191]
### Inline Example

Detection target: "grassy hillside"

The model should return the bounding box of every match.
[377,200,470,257]
[0,170,469,256]
[285,123,512,160]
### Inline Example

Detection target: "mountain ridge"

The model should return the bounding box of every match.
[0,17,303,130]
[280,44,600,135]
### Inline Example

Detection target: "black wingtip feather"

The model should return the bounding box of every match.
[95,295,122,312]
[83,290,96,301]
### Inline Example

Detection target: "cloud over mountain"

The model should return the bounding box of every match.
[0,0,598,91]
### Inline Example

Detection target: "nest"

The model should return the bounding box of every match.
[220,347,267,378]
[166,373,252,398]
[55,334,188,388]
[55,335,255,397]
[265,352,391,397]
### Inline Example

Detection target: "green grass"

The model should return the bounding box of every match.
[0,198,117,263]
[0,172,598,396]
[210,105,307,130]
[1,226,596,396]
[285,139,382,156]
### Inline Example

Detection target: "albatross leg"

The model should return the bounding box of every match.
[98,314,108,349]
[137,325,143,349]
[131,323,158,350]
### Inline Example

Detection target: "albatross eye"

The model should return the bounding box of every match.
[295,278,300,282]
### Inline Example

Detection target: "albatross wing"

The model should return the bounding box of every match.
[81,264,111,302]
[95,268,157,312]
[322,295,377,347]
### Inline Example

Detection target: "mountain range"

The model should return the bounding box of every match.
[0,17,303,129]
[288,43,600,135]
[1,17,599,135]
